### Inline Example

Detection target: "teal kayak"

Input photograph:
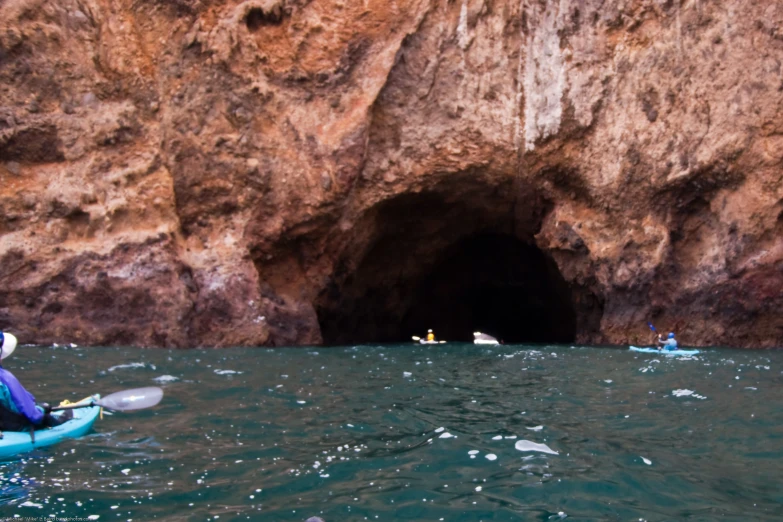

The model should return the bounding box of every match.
[630,346,700,356]
[0,404,101,458]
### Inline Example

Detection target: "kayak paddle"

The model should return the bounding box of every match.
[647,322,664,350]
[51,387,164,412]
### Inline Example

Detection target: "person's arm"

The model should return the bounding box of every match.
[3,372,44,425]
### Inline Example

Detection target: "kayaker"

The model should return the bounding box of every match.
[426,329,435,342]
[0,332,72,431]
[657,332,679,351]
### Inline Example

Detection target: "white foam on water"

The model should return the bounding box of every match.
[439,432,455,439]
[403,372,412,378]
[20,501,43,508]
[153,375,179,383]
[214,369,242,375]
[672,389,707,399]
[641,457,652,465]
[297,400,306,404]
[475,486,482,491]
[435,427,445,433]
[468,450,479,455]
[504,435,517,439]
[88,517,100,521]
[121,469,130,475]
[514,440,559,455]
[108,362,148,372]
[745,387,758,390]
[485,454,497,461]
[526,426,544,431]
[492,435,503,440]
[604,380,613,383]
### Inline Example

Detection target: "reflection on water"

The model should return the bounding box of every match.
[0,344,781,520]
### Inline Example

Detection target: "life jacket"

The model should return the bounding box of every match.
[0,381,32,431]
[0,403,31,431]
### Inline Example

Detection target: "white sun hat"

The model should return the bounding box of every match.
[1,332,18,359]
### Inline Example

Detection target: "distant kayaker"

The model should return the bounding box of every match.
[657,332,679,351]
[426,329,435,342]
[0,332,72,431]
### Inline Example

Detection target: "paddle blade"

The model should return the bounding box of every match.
[647,322,657,332]
[96,387,163,411]
[411,336,421,341]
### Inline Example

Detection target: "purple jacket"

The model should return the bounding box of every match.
[0,365,44,424]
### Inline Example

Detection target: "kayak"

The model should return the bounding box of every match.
[0,403,101,458]
[473,332,499,345]
[630,346,700,356]
[419,339,444,345]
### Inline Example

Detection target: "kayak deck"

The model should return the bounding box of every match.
[0,405,101,458]
[630,345,701,356]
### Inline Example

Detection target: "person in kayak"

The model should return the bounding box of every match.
[426,329,435,342]
[657,332,679,351]
[0,332,72,431]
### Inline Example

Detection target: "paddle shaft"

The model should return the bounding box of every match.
[51,402,96,412]
[648,322,662,348]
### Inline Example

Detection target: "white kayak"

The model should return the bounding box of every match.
[473,332,499,345]
[630,345,700,356]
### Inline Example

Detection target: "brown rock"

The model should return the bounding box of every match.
[0,0,780,348]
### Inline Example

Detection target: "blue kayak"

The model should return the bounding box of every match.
[0,404,101,458]
[630,345,700,356]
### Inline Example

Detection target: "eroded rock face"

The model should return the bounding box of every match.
[0,0,781,347]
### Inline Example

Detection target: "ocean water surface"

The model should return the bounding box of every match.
[0,343,781,521]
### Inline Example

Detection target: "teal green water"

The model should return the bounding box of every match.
[0,344,781,521]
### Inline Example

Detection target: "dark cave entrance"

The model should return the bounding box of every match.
[399,235,576,344]
[315,189,582,345]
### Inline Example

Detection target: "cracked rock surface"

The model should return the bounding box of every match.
[0,0,781,348]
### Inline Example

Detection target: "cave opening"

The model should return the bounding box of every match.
[315,189,580,346]
[400,235,576,344]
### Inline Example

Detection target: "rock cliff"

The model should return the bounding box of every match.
[1,0,781,348]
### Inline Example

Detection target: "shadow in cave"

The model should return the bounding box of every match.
[317,234,576,345]
[401,235,575,344]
